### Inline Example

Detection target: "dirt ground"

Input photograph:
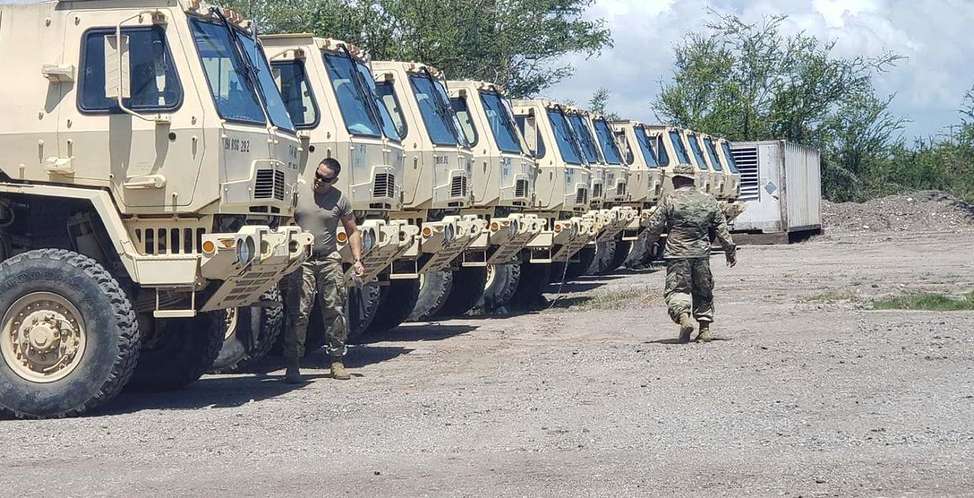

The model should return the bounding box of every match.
[2,226,973,496]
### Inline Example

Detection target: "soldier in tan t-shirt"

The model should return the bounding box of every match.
[283,158,365,383]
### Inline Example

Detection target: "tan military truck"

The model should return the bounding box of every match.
[370,61,487,323]
[714,137,745,223]
[0,0,312,418]
[511,99,600,281]
[610,120,665,265]
[683,129,722,197]
[447,80,546,312]
[647,125,710,196]
[253,35,418,345]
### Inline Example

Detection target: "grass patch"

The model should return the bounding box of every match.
[549,288,657,311]
[799,289,860,303]
[870,291,974,311]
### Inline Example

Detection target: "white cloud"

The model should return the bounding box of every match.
[542,0,974,139]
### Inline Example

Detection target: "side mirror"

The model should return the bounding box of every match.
[104,34,131,100]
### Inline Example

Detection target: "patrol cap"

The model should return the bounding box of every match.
[671,163,696,180]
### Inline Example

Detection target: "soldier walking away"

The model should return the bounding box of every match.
[644,164,737,343]
[284,158,365,383]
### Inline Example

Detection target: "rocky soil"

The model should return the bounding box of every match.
[1,218,972,495]
[822,190,974,234]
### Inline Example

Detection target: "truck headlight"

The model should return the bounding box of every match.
[236,235,256,264]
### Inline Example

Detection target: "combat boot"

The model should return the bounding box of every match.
[677,313,694,344]
[697,321,714,343]
[284,357,304,384]
[330,360,351,380]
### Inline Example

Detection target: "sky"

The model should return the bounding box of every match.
[543,0,974,140]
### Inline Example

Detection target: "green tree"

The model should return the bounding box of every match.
[588,87,620,120]
[655,13,905,201]
[230,0,611,97]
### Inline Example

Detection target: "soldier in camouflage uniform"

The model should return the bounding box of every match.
[284,158,366,383]
[644,164,737,343]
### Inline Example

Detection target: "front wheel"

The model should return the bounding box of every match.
[127,310,225,391]
[0,249,140,418]
[210,288,285,373]
[435,266,489,318]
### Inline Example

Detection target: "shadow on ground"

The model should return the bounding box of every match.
[360,323,479,344]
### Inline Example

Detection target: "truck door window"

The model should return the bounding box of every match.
[271,61,319,128]
[687,133,708,170]
[655,135,670,166]
[449,97,479,147]
[375,81,407,139]
[704,138,723,171]
[79,26,183,113]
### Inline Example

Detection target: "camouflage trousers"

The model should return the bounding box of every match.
[663,257,715,324]
[283,253,348,359]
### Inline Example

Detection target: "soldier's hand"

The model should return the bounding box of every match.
[353,260,366,277]
[725,250,737,268]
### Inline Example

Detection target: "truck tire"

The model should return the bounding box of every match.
[624,235,651,269]
[476,263,521,313]
[127,310,225,391]
[435,266,489,318]
[510,262,551,310]
[210,288,284,373]
[0,249,140,418]
[366,279,421,334]
[408,271,453,321]
[599,240,631,275]
[565,246,595,280]
[346,282,382,344]
[587,240,617,275]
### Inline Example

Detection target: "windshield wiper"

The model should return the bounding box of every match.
[421,67,464,146]
[210,7,269,121]
[338,44,384,135]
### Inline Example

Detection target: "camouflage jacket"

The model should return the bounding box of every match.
[644,187,735,258]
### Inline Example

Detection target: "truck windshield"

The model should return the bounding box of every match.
[687,133,708,170]
[324,54,382,138]
[189,18,264,124]
[479,92,523,154]
[668,130,692,164]
[593,119,622,165]
[634,126,660,168]
[703,138,723,171]
[356,63,401,141]
[236,34,295,132]
[721,141,740,173]
[409,74,466,147]
[546,109,584,165]
[568,114,601,163]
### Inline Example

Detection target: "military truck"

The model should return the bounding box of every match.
[610,120,666,265]
[445,80,547,312]
[714,137,745,223]
[0,0,313,418]
[682,129,722,198]
[647,125,709,196]
[511,99,600,279]
[370,61,487,324]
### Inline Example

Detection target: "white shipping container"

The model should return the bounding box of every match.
[730,140,822,235]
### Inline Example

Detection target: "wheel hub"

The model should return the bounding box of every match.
[1,292,86,383]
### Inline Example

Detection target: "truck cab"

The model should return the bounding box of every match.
[371,61,485,276]
[259,34,417,283]
[0,0,312,417]
[647,125,710,196]
[684,130,722,198]
[511,99,598,262]
[611,120,665,235]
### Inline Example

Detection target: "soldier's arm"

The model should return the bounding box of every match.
[643,197,669,239]
[711,201,737,265]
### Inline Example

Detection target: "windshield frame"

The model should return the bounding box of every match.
[592,118,623,165]
[567,114,602,164]
[408,73,467,147]
[546,108,585,165]
[668,130,692,164]
[479,91,524,155]
[703,137,724,171]
[188,16,266,126]
[721,141,740,173]
[633,125,660,168]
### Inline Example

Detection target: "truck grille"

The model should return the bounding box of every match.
[514,179,529,198]
[575,188,588,205]
[450,175,468,198]
[373,173,395,199]
[254,169,286,201]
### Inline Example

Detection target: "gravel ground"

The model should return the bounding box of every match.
[2,228,973,496]
[822,190,974,234]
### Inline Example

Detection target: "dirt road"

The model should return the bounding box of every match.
[2,228,973,496]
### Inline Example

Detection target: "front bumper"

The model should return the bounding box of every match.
[199,225,312,312]
[483,213,546,265]
[394,215,487,275]
[337,219,419,283]
[593,206,637,242]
